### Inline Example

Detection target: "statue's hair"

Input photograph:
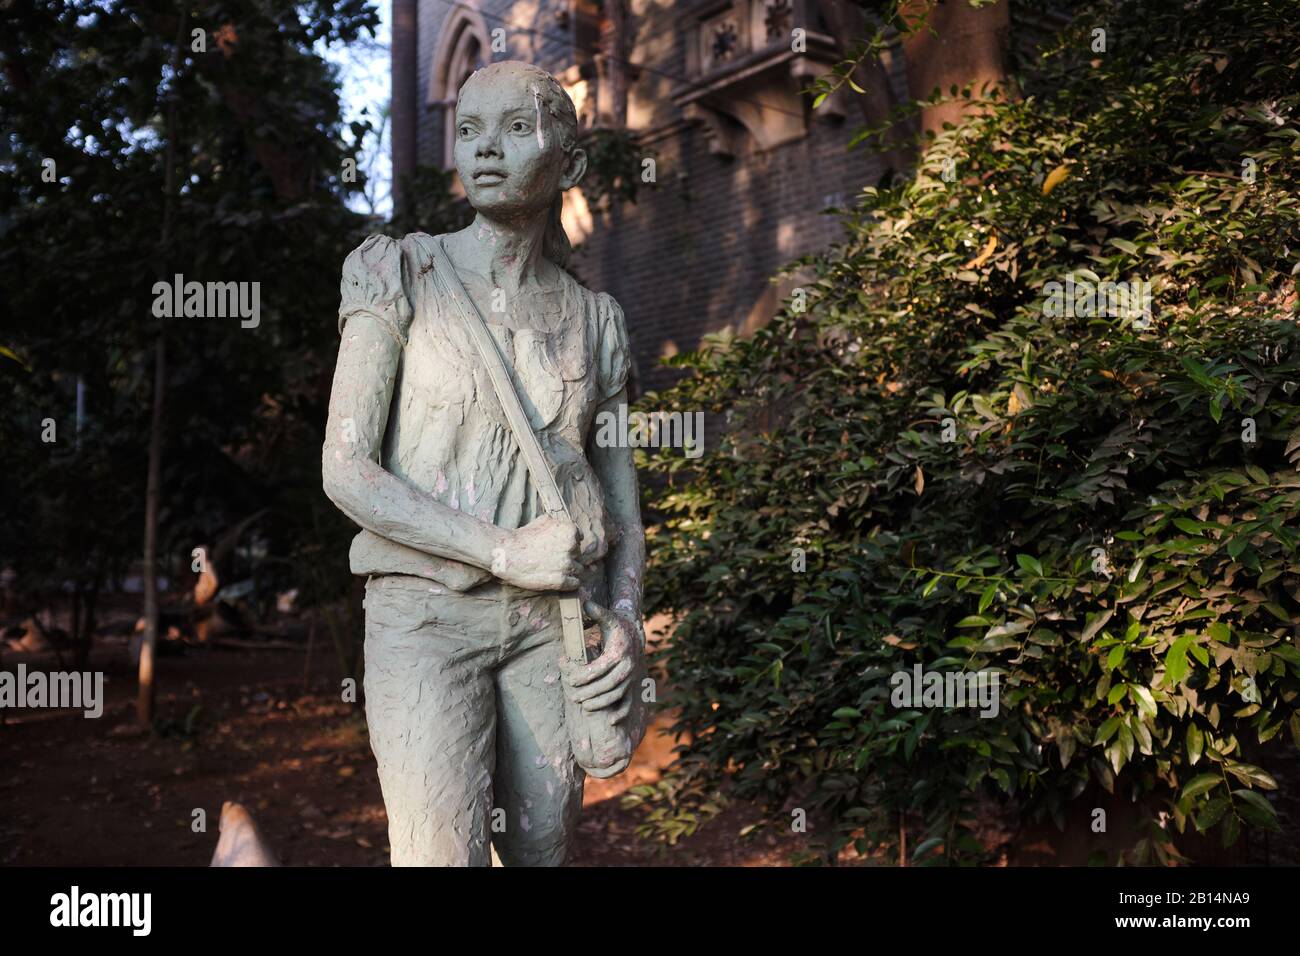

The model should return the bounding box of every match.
[458,61,581,268]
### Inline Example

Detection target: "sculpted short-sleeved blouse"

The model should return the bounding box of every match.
[337,232,631,591]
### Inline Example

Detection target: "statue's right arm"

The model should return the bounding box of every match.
[321,235,508,571]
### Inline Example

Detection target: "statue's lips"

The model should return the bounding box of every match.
[472,170,507,185]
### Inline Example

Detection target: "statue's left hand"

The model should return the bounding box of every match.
[559,600,644,724]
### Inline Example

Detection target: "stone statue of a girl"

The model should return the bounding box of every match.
[322,61,646,866]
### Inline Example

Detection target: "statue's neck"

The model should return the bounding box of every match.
[449,214,552,293]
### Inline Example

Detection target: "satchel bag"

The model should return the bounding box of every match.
[427,237,647,778]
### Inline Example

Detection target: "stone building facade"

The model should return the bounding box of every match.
[391,0,1010,394]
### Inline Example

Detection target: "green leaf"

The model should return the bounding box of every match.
[1129,714,1152,754]
[1130,684,1157,717]
[1195,794,1230,831]
[983,621,1029,641]
[1094,716,1121,746]
[1232,790,1280,831]
[1116,724,1134,765]
[1262,602,1291,623]
[1186,724,1204,765]
[1223,813,1242,847]
[1180,773,1222,800]
[979,633,1022,652]
[1058,730,1077,768]
[1016,553,1044,576]
[1225,762,1278,790]
[1165,635,1194,686]
[1081,608,1115,642]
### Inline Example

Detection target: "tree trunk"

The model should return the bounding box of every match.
[137,332,165,724]
[138,18,184,725]
[599,0,630,127]
[74,579,98,670]
[70,585,82,650]
[390,0,419,216]
[900,0,1010,136]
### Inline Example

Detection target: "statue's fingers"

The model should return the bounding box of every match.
[566,648,622,686]
[582,682,630,713]
[565,659,608,687]
[582,599,613,624]
[570,658,632,702]
[607,697,633,726]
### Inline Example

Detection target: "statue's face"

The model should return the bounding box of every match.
[453,71,585,221]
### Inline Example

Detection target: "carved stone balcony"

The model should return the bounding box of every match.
[673,0,843,157]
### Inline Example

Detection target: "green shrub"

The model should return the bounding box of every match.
[641,0,1300,864]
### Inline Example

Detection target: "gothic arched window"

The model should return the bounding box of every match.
[429,5,492,167]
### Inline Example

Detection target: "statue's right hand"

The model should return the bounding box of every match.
[491,515,583,591]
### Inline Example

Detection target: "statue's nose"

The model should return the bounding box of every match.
[476,132,502,159]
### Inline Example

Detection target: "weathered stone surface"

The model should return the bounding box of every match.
[323,62,649,866]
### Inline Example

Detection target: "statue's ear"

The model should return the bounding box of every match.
[560,147,587,191]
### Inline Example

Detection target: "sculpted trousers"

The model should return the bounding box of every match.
[362,574,584,866]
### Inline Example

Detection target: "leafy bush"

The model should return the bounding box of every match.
[641,0,1300,863]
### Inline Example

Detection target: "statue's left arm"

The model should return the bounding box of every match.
[561,293,646,717]
[586,292,645,644]
[588,387,646,644]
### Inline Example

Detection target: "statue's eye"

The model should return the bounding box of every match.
[457,125,474,139]
[511,120,530,133]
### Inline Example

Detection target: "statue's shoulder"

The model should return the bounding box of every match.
[591,285,627,331]
[341,231,449,288]
[340,233,406,295]
[341,232,400,272]
[341,232,431,286]
[337,233,413,343]
[396,230,442,254]
[387,231,441,274]
[560,269,624,322]
[562,275,629,388]
[580,281,630,401]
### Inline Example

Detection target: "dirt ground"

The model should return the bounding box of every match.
[0,634,810,867]
[3,631,1296,867]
